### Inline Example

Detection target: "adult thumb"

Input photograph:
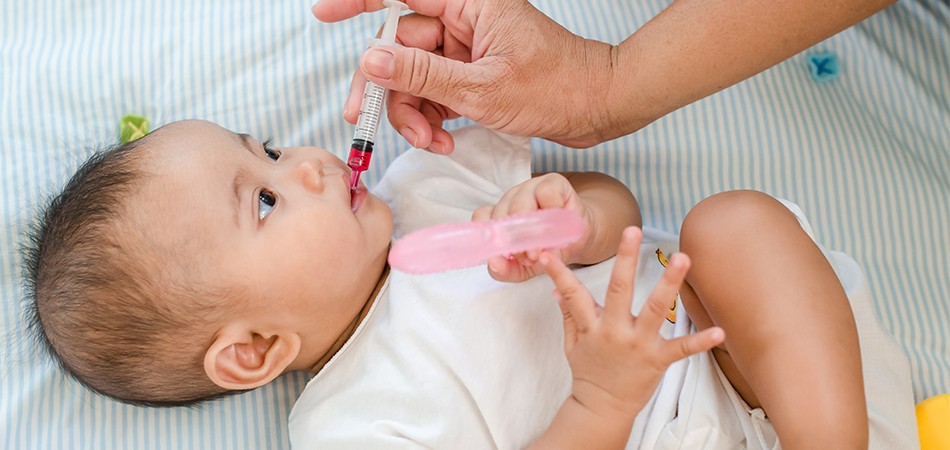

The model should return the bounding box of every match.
[361,45,479,111]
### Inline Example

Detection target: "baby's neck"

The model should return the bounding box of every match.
[307,263,390,373]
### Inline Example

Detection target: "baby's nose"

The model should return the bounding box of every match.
[292,158,325,194]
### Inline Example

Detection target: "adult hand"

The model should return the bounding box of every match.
[312,0,621,153]
[314,0,896,154]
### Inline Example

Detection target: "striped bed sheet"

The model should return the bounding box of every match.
[0,0,946,448]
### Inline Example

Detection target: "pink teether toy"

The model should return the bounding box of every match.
[388,208,586,274]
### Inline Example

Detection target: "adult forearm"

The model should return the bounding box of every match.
[596,0,896,141]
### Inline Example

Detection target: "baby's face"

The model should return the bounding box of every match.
[132,120,392,357]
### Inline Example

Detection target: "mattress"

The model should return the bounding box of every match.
[1,0,946,448]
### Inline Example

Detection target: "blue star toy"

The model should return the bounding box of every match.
[807,51,840,83]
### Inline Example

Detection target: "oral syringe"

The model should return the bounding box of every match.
[348,0,408,190]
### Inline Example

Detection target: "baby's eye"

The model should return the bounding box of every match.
[259,189,277,221]
[263,140,281,161]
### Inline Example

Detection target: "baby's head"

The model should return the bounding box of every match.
[25,120,392,406]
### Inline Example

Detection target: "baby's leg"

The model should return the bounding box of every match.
[678,190,868,450]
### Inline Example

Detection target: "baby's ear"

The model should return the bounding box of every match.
[204,325,301,390]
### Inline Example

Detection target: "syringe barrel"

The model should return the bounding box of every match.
[352,80,386,143]
[347,0,405,181]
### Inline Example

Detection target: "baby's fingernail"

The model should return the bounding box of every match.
[539,254,550,265]
[670,253,683,267]
[488,259,505,273]
[363,47,395,79]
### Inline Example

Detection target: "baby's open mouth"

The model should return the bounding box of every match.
[350,185,367,213]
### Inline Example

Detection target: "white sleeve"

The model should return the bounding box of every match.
[373,125,532,237]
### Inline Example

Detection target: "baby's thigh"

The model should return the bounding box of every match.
[677,190,867,448]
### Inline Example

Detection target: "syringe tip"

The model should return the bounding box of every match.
[349,170,362,190]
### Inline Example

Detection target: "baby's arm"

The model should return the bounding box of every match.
[558,172,642,265]
[473,172,641,282]
[528,228,724,449]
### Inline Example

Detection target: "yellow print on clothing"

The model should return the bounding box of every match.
[655,249,678,324]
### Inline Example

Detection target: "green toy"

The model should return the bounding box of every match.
[119,114,150,143]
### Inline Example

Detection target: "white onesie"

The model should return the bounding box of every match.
[288,126,918,449]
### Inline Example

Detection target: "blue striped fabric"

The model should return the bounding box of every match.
[533,0,950,401]
[0,0,946,448]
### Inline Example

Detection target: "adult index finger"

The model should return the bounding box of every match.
[313,0,385,23]
[313,0,452,23]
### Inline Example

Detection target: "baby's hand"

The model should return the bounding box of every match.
[541,227,724,418]
[472,173,592,282]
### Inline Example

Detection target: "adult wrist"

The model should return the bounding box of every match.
[579,39,662,147]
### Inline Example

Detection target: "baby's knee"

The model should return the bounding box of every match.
[681,190,792,251]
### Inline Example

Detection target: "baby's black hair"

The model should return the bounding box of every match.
[23,136,237,407]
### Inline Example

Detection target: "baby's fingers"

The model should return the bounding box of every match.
[472,205,492,222]
[663,327,725,365]
[636,253,690,337]
[487,254,540,282]
[604,227,642,325]
[534,177,572,210]
[540,252,596,329]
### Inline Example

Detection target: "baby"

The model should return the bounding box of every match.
[27,120,885,448]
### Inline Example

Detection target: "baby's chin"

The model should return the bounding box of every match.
[354,190,393,224]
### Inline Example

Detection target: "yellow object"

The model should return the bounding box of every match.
[917,394,950,449]
[119,114,150,143]
[654,249,677,323]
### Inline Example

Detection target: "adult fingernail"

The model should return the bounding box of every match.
[401,127,419,148]
[428,140,445,154]
[363,48,394,79]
